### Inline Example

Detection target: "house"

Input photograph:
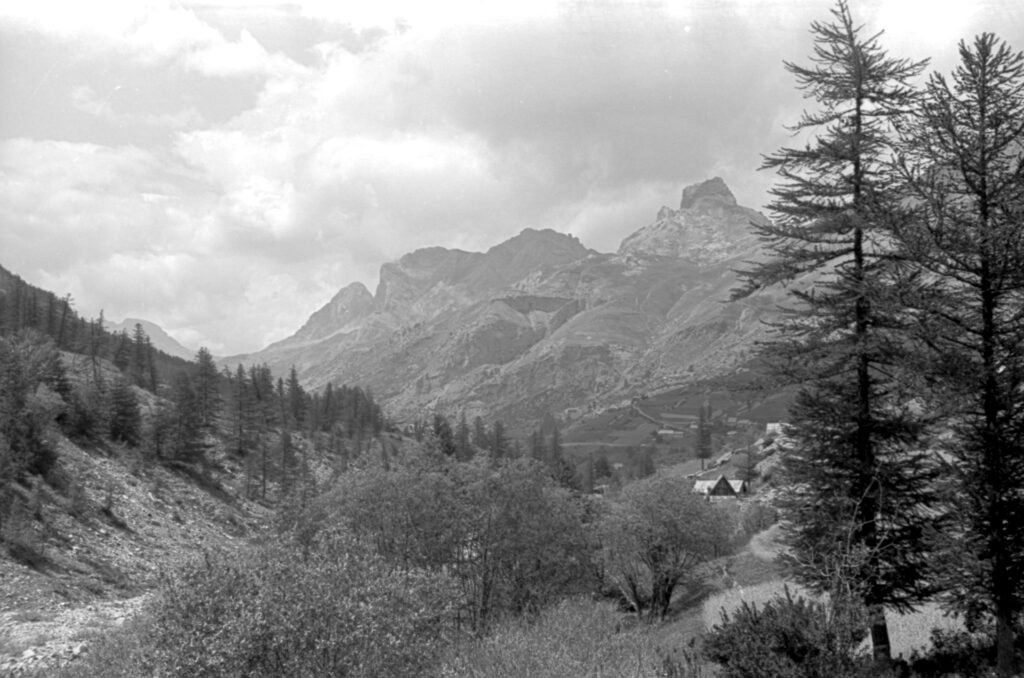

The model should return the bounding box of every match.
[692,475,737,499]
[765,422,784,435]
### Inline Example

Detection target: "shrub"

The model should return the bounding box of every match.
[702,586,877,678]
[906,626,1024,677]
[438,598,675,678]
[55,528,458,677]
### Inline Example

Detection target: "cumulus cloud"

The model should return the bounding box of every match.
[1,1,1022,355]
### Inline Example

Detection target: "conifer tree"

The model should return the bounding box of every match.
[130,323,148,387]
[286,365,306,429]
[432,413,456,457]
[170,372,204,462]
[144,337,159,391]
[230,364,256,456]
[112,330,131,372]
[193,347,221,432]
[108,376,141,446]
[732,0,935,661]
[894,33,1024,676]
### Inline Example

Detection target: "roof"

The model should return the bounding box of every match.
[727,479,748,493]
[693,475,736,496]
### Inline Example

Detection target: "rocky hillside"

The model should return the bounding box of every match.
[227,178,778,429]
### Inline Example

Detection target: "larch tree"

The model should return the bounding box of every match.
[732,0,936,662]
[894,33,1024,676]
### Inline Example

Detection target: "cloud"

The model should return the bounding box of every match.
[71,85,206,129]
[1,2,306,80]
[4,1,1021,356]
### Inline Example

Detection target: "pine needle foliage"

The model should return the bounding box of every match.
[893,33,1024,676]
[733,0,938,661]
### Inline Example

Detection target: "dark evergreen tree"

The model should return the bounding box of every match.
[732,1,935,662]
[112,330,131,372]
[146,399,175,460]
[229,364,256,456]
[170,372,204,462]
[144,337,159,391]
[0,332,62,481]
[193,347,221,432]
[432,413,456,457]
[108,377,141,446]
[894,33,1024,676]
[130,323,148,387]
[286,365,306,429]
[56,294,73,350]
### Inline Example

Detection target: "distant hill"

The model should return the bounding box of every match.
[227,178,786,430]
[107,318,195,361]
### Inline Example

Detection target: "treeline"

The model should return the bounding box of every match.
[406,410,627,493]
[0,266,190,388]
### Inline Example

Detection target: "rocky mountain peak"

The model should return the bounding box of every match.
[292,282,374,342]
[616,178,767,264]
[679,176,736,210]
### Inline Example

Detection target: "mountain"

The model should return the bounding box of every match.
[107,317,195,361]
[227,178,778,429]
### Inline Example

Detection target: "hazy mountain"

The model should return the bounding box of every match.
[227,178,778,429]
[107,318,196,361]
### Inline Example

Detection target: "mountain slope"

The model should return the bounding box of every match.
[228,179,776,429]
[107,318,195,361]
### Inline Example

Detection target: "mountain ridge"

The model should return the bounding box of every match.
[226,178,775,429]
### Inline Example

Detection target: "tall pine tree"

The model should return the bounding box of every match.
[894,33,1024,676]
[733,0,935,662]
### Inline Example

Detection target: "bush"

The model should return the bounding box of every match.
[55,528,458,677]
[0,490,49,571]
[702,586,877,678]
[907,626,1024,677]
[438,598,681,678]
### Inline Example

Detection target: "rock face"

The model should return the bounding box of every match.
[617,176,768,263]
[227,180,776,428]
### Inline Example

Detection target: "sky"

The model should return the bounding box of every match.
[1,1,1021,355]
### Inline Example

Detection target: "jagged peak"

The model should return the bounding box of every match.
[328,281,373,303]
[487,227,586,253]
[680,177,736,209]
